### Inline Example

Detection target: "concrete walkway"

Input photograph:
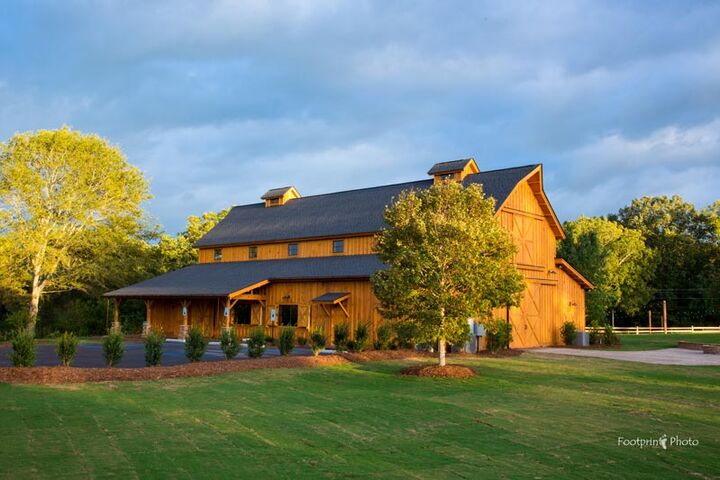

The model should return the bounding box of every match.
[531,347,720,366]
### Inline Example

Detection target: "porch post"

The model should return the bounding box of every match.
[179,300,191,339]
[112,298,122,333]
[222,298,232,334]
[143,299,154,336]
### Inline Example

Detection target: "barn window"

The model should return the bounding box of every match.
[288,243,298,257]
[214,249,223,261]
[279,304,298,326]
[248,246,258,259]
[234,304,251,325]
[332,239,345,254]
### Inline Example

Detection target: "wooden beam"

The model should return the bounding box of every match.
[234,294,267,302]
[229,280,270,299]
[337,301,350,318]
[321,304,331,318]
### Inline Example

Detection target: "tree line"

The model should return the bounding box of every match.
[559,197,720,327]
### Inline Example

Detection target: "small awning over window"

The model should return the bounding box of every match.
[312,292,350,304]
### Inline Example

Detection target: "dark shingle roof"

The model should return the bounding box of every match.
[104,255,385,298]
[261,186,295,200]
[195,164,539,247]
[427,158,474,175]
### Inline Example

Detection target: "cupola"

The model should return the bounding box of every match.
[427,158,479,184]
[261,186,301,207]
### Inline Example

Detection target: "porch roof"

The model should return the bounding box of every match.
[104,255,385,299]
[312,292,350,304]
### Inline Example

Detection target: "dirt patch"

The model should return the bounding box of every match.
[401,364,476,378]
[0,355,349,385]
[341,349,434,363]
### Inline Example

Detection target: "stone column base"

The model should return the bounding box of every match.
[179,324,189,340]
[141,321,151,337]
[111,321,122,333]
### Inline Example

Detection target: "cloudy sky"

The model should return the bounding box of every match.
[1,0,719,233]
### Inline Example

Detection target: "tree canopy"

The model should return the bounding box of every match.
[156,209,229,272]
[0,127,151,331]
[558,216,655,325]
[372,181,524,366]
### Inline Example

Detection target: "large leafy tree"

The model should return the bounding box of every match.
[156,209,229,272]
[372,181,525,366]
[0,127,151,332]
[558,217,655,325]
[612,196,718,325]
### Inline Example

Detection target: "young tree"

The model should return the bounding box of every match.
[372,181,524,366]
[0,127,150,333]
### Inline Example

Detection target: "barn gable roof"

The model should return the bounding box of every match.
[195,164,541,248]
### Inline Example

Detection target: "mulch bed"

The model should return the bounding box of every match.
[341,349,434,363]
[0,355,349,385]
[401,364,476,378]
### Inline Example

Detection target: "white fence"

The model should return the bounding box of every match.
[587,326,720,335]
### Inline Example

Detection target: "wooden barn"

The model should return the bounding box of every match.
[105,160,592,348]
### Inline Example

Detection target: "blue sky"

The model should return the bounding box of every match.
[1,0,719,233]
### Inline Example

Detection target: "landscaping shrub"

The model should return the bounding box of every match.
[374,322,393,350]
[484,318,513,352]
[393,322,417,349]
[102,330,124,367]
[278,327,295,356]
[350,322,370,352]
[297,335,307,346]
[144,330,164,366]
[333,322,350,352]
[248,327,266,358]
[220,328,242,360]
[184,326,208,362]
[560,321,577,346]
[56,331,79,366]
[603,325,620,346]
[310,327,326,356]
[10,329,36,367]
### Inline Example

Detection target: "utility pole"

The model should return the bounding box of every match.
[611,309,615,328]
[648,310,652,332]
[662,300,668,334]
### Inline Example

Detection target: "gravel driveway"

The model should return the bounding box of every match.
[531,347,720,366]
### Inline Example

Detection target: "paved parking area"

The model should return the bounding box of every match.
[532,347,720,366]
[0,340,315,368]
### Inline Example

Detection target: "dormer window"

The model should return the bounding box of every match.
[332,239,345,254]
[214,249,223,262]
[288,243,298,257]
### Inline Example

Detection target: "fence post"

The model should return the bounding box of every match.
[691,325,694,333]
[636,326,639,335]
[662,300,667,334]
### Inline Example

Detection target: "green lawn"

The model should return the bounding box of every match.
[615,333,720,351]
[1,355,718,479]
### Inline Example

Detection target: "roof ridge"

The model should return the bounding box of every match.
[229,163,540,209]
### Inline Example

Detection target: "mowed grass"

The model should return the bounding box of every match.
[1,354,718,479]
[615,333,720,351]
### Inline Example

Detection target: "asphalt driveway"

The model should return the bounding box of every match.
[0,340,315,368]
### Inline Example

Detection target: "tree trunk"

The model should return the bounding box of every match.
[28,270,43,336]
[438,337,446,367]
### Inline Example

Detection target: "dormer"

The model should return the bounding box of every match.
[261,186,301,207]
[428,158,479,184]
